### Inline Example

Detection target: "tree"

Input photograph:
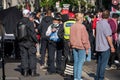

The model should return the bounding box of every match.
[60,0,86,11]
[40,0,57,11]
[60,0,78,6]
[78,0,86,11]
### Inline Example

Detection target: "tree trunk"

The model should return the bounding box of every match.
[34,0,40,11]
[0,0,2,10]
[78,0,81,11]
[3,0,7,9]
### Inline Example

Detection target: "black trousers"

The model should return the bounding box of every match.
[116,44,120,62]
[108,40,117,66]
[62,40,71,70]
[47,41,63,73]
[20,45,37,71]
[0,43,2,59]
[40,37,49,65]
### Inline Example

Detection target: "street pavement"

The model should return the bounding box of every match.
[0,59,120,80]
[83,60,120,80]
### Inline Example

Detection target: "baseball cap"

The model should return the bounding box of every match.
[68,12,75,19]
[22,9,30,16]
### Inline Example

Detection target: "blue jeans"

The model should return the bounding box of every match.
[73,49,86,80]
[95,49,110,80]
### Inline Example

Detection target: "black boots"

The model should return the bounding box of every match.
[30,70,40,77]
[21,69,39,77]
[21,69,29,76]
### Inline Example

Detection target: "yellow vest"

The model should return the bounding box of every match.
[64,20,76,40]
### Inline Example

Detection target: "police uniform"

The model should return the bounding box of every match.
[18,17,38,76]
[63,20,75,71]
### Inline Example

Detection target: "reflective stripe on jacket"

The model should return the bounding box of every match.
[64,20,75,40]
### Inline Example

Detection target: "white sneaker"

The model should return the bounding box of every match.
[105,66,112,70]
[110,65,117,69]
[115,60,120,64]
[106,65,117,70]
[40,65,45,69]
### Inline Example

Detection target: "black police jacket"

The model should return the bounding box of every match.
[18,17,38,48]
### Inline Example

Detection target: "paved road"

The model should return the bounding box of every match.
[84,60,120,80]
[0,58,91,80]
[0,59,120,80]
[0,62,64,80]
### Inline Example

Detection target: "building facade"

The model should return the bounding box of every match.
[1,0,36,11]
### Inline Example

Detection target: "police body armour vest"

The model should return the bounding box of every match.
[64,20,75,40]
[17,21,28,40]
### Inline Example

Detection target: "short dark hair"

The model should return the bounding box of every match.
[46,10,52,16]
[102,10,110,19]
[112,13,119,18]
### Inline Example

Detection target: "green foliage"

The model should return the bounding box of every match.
[40,0,57,8]
[39,0,89,10]
[66,0,87,7]
[87,3,94,8]
[80,0,86,6]
[60,0,78,6]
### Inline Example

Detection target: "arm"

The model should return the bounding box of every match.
[81,26,90,54]
[104,22,115,53]
[106,36,115,53]
[57,24,64,39]
[70,25,75,47]
[28,23,38,43]
[46,25,52,36]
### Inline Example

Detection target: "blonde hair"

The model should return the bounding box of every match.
[75,13,84,21]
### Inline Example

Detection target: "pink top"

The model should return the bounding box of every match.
[70,22,90,50]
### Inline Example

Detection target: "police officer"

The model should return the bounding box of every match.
[46,15,64,74]
[18,9,39,76]
[63,12,76,73]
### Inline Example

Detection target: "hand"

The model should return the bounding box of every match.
[68,41,71,47]
[35,29,38,32]
[35,43,38,47]
[52,28,57,32]
[111,47,115,53]
[86,49,89,55]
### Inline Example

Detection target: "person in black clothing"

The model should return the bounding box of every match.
[116,23,120,69]
[38,10,53,68]
[18,9,39,76]
[83,17,95,59]
[0,20,5,37]
[0,20,5,60]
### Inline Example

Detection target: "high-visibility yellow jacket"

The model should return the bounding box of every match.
[64,20,76,40]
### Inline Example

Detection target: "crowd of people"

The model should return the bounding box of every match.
[1,7,120,80]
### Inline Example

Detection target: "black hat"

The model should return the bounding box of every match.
[53,15,61,21]
[29,12,36,18]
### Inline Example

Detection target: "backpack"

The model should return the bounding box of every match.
[16,21,28,40]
